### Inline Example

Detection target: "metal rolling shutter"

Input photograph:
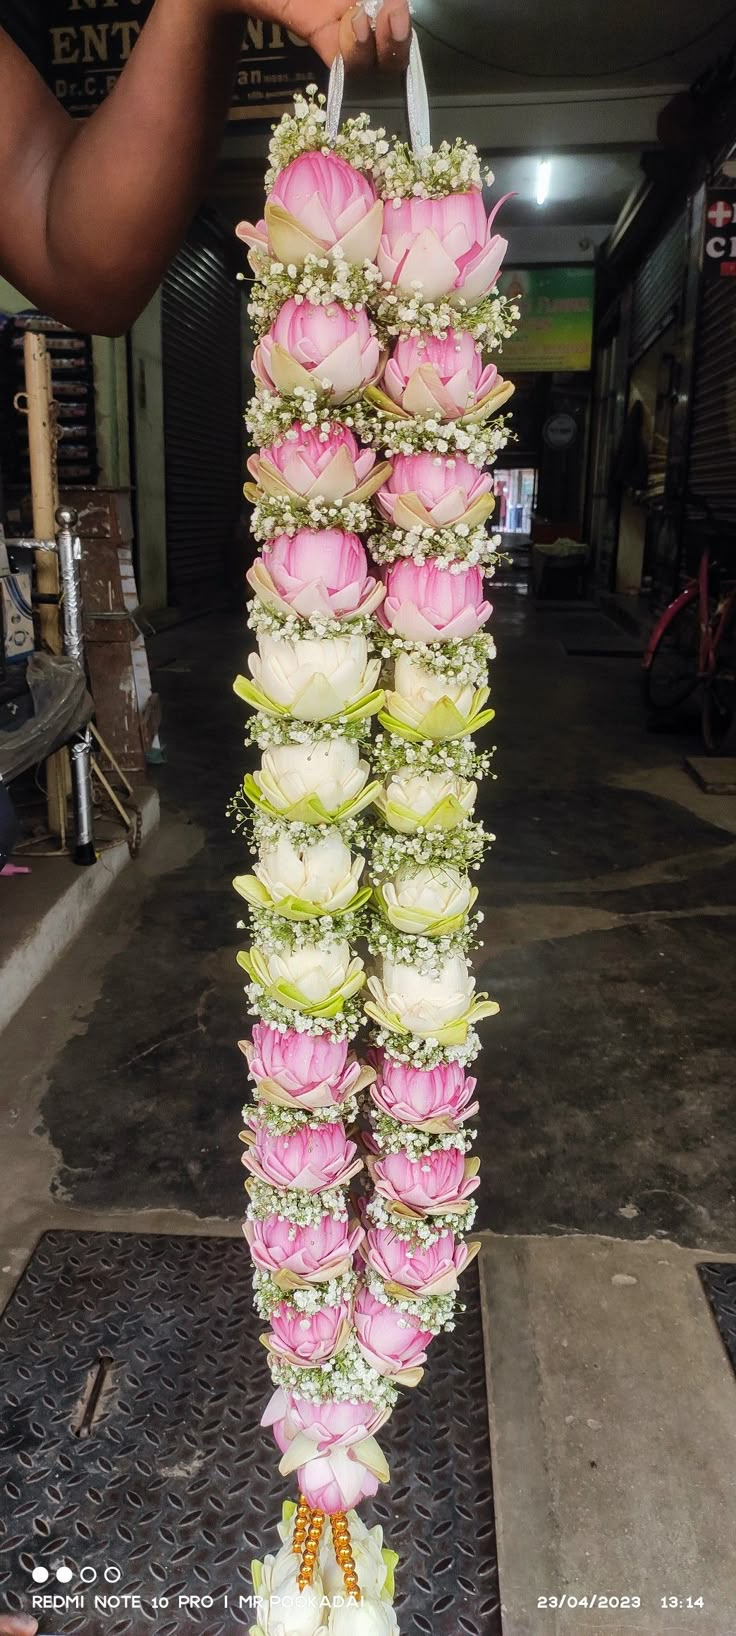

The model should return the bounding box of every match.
[161,210,242,605]
[687,277,736,532]
[630,211,687,363]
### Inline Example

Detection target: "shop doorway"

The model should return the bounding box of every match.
[494,468,537,535]
[614,323,679,598]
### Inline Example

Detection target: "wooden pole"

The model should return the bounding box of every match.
[23,332,68,838]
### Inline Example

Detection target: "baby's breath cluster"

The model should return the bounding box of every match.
[366,1185,479,1231]
[366,917,480,974]
[264,87,389,190]
[248,251,383,338]
[374,137,492,200]
[246,388,363,450]
[244,713,373,751]
[367,521,501,571]
[373,289,519,352]
[356,402,512,467]
[252,1267,357,1323]
[370,819,488,879]
[244,984,365,1042]
[247,1177,350,1227]
[248,905,369,956]
[363,1270,459,1336]
[249,492,374,542]
[378,631,495,687]
[270,1336,399,1412]
[372,732,494,783]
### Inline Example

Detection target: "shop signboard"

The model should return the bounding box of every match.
[497,266,594,373]
[703,188,736,281]
[44,1,325,122]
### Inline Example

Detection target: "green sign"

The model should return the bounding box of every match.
[497,267,594,373]
[44,2,325,122]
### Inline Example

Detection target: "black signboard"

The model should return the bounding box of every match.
[44,1,326,122]
[704,187,736,282]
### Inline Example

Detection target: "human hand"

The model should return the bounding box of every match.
[221,0,412,71]
[0,1617,38,1634]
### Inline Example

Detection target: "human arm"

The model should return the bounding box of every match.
[0,0,410,335]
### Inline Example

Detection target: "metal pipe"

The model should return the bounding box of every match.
[56,505,96,866]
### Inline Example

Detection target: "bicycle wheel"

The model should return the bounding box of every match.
[702,607,736,753]
[644,597,699,714]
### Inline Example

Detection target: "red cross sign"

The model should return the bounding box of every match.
[708,198,734,228]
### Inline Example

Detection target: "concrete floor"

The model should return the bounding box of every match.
[1,583,736,1300]
[481,1231,736,1635]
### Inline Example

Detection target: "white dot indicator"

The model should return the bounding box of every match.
[31,1567,50,1584]
[56,1566,74,1585]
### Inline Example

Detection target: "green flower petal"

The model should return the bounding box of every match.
[242,774,380,826]
[234,677,384,728]
[382,1548,400,1600]
[232,675,286,717]
[232,875,271,909]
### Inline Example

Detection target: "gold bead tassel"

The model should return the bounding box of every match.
[331,1511,360,1599]
[297,1509,325,1590]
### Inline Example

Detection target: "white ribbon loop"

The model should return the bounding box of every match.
[326,50,345,144]
[407,30,431,154]
[326,28,431,155]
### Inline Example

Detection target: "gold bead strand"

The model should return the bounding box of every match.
[292,1493,312,1557]
[331,1511,361,1599]
[297,1509,325,1590]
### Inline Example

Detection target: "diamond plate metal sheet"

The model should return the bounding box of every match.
[0,1232,501,1634]
[699,1262,736,1378]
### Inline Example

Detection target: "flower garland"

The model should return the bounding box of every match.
[234,80,515,1636]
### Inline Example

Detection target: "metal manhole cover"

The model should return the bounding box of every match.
[699,1262,736,1378]
[0,1232,500,1634]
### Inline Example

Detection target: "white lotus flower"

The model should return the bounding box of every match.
[381,654,494,743]
[376,768,477,834]
[328,1598,400,1636]
[365,953,498,1043]
[380,863,476,935]
[235,834,366,918]
[277,943,357,1003]
[394,654,475,718]
[243,634,381,723]
[254,1547,325,1636]
[249,740,376,824]
[239,940,366,1020]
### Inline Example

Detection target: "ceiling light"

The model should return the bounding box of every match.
[536,160,552,207]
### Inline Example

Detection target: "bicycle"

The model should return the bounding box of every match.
[642,500,736,752]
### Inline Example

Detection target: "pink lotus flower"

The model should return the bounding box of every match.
[248,529,385,621]
[370,1147,480,1216]
[241,1027,372,1112]
[242,1121,362,1193]
[377,559,491,642]
[247,423,389,505]
[253,300,382,404]
[261,1392,392,1507]
[370,1057,479,1129]
[274,1393,390,1451]
[364,1227,479,1297]
[376,451,495,532]
[237,152,382,266]
[354,1287,433,1378]
[382,330,514,421]
[266,1299,353,1367]
[298,1449,382,1515]
[378,190,508,304]
[244,1213,364,1282]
